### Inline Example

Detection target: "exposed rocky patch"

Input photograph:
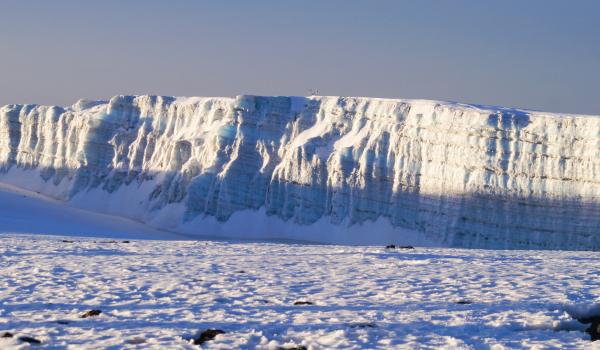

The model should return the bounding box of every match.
[80,309,102,318]
[126,337,146,344]
[578,316,600,341]
[386,244,415,250]
[18,336,41,345]
[348,322,377,328]
[189,329,226,345]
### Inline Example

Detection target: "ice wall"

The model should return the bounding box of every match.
[0,95,598,249]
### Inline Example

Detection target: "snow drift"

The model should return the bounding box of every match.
[0,95,598,249]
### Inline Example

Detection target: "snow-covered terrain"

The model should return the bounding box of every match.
[3,234,600,350]
[1,166,600,349]
[0,95,598,249]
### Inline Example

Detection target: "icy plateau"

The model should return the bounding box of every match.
[0,95,598,249]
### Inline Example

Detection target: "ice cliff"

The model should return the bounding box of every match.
[0,95,598,249]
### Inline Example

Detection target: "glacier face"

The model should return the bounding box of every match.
[0,95,598,249]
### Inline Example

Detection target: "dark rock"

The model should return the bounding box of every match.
[579,316,600,341]
[191,329,226,345]
[349,322,376,328]
[588,322,600,341]
[61,240,74,243]
[386,244,414,249]
[122,240,131,244]
[293,301,313,305]
[456,300,472,305]
[1,332,13,338]
[236,270,246,273]
[56,320,70,325]
[80,309,102,318]
[277,346,307,350]
[126,337,146,344]
[18,336,41,344]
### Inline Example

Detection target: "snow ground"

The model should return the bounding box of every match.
[1,186,600,349]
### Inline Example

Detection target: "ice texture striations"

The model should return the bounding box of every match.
[0,95,598,249]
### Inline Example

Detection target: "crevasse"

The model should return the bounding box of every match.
[0,95,598,249]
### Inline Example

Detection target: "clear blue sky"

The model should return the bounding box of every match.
[0,0,599,114]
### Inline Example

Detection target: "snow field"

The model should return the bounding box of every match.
[1,234,599,349]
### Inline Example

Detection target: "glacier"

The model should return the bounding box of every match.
[0,95,598,249]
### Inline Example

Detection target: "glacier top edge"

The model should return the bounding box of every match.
[1,94,598,119]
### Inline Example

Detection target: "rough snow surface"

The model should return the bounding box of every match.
[1,234,600,349]
[1,186,599,349]
[0,95,598,249]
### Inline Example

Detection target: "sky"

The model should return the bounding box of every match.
[0,0,599,114]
